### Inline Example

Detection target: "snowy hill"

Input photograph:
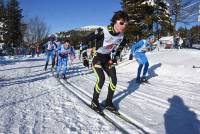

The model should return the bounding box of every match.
[73,25,103,31]
[0,49,200,134]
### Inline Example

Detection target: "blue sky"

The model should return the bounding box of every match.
[18,0,121,33]
[15,0,200,33]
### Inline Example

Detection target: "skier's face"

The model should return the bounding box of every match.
[149,38,155,44]
[64,42,70,48]
[114,19,128,33]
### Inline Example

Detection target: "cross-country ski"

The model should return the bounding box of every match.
[1,0,200,133]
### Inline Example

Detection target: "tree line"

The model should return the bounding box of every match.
[120,0,199,41]
[0,0,49,55]
[0,0,199,56]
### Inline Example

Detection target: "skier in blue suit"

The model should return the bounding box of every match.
[56,40,75,79]
[130,34,155,83]
[44,34,57,71]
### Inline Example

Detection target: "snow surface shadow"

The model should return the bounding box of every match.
[0,71,50,87]
[0,57,45,66]
[0,89,54,109]
[14,58,45,63]
[147,62,162,80]
[0,70,50,83]
[112,78,140,110]
[0,64,45,72]
[0,57,15,65]
[164,95,200,134]
[66,66,93,78]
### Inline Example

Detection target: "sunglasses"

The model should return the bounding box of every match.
[119,21,128,25]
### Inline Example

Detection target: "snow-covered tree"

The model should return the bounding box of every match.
[120,0,171,40]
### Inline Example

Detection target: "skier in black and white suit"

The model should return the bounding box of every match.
[85,10,129,113]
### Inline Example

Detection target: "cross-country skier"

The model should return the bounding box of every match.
[56,40,75,79]
[68,45,76,67]
[130,34,155,83]
[44,34,57,71]
[85,10,129,113]
[79,42,89,68]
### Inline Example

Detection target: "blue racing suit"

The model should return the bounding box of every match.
[130,39,152,81]
[56,44,75,76]
[44,41,57,70]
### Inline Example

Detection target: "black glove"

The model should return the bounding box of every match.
[129,54,133,60]
[109,51,118,65]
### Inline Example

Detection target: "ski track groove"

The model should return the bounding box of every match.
[83,74,200,116]
[69,64,200,117]
[57,80,155,134]
[57,79,138,134]
[59,66,156,134]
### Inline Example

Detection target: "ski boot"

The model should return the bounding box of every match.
[141,76,148,83]
[44,62,48,71]
[90,101,103,115]
[63,74,67,79]
[55,74,59,78]
[136,77,141,84]
[105,102,118,113]
[44,66,47,71]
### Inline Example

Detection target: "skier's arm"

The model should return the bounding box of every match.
[43,42,48,50]
[84,28,104,49]
[110,37,127,63]
[115,37,127,57]
[131,40,144,54]
[71,47,76,57]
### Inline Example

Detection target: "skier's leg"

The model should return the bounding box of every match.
[82,51,89,67]
[141,54,149,81]
[52,53,56,69]
[62,58,68,78]
[143,61,149,76]
[56,56,62,77]
[92,64,105,103]
[45,51,50,70]
[91,59,105,112]
[55,54,58,69]
[136,64,143,82]
[135,54,143,82]
[104,64,117,111]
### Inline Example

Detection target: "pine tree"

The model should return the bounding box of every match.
[153,0,172,37]
[121,0,171,40]
[189,26,200,45]
[4,0,23,52]
[120,0,147,40]
[0,0,6,44]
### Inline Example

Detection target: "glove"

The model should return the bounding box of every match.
[108,51,117,65]
[59,53,64,58]
[112,56,118,64]
[129,54,133,60]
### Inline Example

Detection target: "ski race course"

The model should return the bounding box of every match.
[0,49,200,134]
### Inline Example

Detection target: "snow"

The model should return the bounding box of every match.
[74,25,103,31]
[0,49,200,134]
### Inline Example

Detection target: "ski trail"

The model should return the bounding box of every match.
[83,74,200,116]
[59,78,155,134]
